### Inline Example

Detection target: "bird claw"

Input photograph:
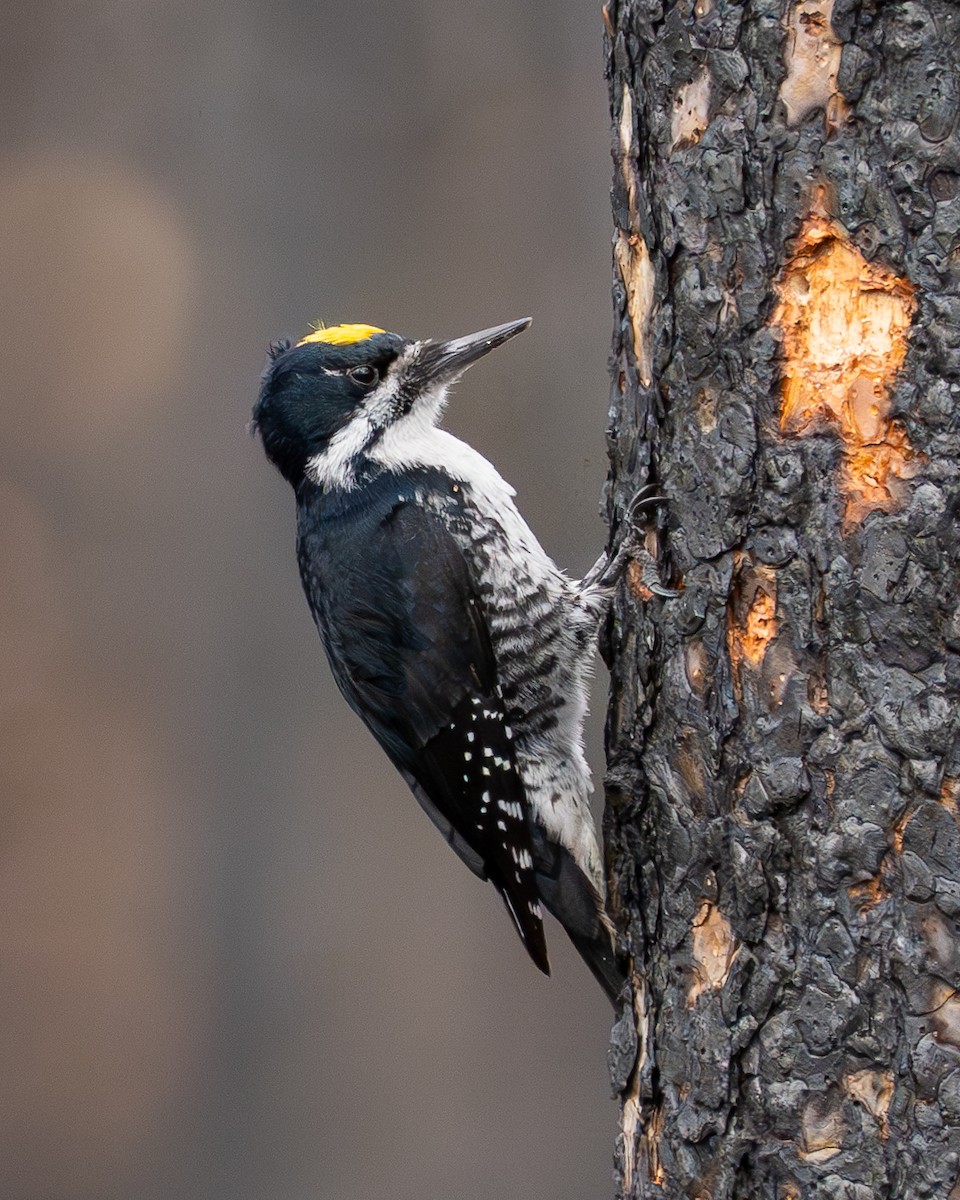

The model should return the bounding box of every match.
[628,486,670,526]
[625,486,677,595]
[636,555,681,599]
[580,485,677,597]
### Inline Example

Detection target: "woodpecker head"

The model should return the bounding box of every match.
[252,318,531,488]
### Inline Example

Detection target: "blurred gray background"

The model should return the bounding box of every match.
[0,4,617,1198]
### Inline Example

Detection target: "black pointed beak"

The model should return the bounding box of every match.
[412,318,531,387]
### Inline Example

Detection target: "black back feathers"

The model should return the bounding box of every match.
[296,475,549,972]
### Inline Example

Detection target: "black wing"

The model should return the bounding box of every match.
[297,493,549,974]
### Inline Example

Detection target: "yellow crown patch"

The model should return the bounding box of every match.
[296,323,385,348]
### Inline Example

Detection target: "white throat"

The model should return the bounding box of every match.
[303,369,515,503]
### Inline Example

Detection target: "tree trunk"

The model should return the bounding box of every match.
[601,3,960,1197]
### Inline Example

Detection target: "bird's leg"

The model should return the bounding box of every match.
[579,485,678,597]
[630,547,682,599]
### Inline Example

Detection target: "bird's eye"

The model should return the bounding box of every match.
[348,364,380,387]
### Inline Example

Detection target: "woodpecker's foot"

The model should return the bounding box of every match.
[580,487,676,596]
[629,546,681,599]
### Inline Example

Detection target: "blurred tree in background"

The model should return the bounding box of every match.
[1,4,616,1199]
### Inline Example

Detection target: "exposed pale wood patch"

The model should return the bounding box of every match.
[619,83,634,169]
[620,1092,640,1194]
[780,0,844,127]
[671,68,711,151]
[728,558,779,681]
[619,975,657,1193]
[773,213,918,526]
[800,1093,845,1161]
[685,641,709,697]
[615,83,655,386]
[615,232,655,388]
[844,1069,893,1137]
[688,900,739,1005]
[644,1102,666,1187]
[930,984,960,1049]
[740,588,777,667]
[695,385,718,433]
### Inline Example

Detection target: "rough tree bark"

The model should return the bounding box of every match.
[601,2,960,1197]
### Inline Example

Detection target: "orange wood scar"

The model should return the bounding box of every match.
[773,214,919,526]
[728,559,779,677]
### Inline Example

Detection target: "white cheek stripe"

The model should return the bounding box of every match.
[306,411,374,489]
[304,349,412,490]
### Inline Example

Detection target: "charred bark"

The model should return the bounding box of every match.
[601,2,960,1197]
